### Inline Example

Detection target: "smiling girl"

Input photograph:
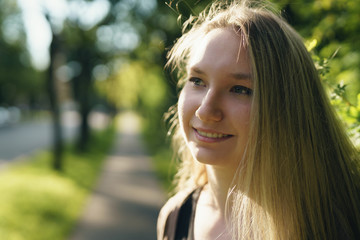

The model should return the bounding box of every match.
[157,1,360,239]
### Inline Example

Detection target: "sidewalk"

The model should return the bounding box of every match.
[69,112,166,240]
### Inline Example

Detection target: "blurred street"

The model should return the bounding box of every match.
[0,110,109,167]
[69,112,165,240]
[0,112,76,166]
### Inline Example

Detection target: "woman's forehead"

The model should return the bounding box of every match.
[187,28,251,76]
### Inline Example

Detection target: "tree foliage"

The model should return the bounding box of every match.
[0,0,44,108]
[277,0,360,148]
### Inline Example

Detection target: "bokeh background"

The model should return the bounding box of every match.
[0,0,359,239]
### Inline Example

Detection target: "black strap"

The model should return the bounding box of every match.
[174,188,202,240]
[175,192,193,240]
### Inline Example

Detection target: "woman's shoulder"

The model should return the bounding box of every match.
[163,187,197,208]
[157,187,198,240]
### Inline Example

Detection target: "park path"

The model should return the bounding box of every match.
[69,112,166,240]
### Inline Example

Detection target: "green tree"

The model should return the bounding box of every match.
[273,0,360,147]
[46,14,64,171]
[61,0,117,151]
[0,0,44,107]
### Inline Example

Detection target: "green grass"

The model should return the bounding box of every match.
[0,125,115,240]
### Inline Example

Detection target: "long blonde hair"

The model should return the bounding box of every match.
[165,1,360,239]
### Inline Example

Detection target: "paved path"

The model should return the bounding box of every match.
[69,112,166,240]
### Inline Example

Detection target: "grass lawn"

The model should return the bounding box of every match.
[0,125,115,240]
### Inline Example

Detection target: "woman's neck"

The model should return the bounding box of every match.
[193,165,234,240]
[205,165,235,214]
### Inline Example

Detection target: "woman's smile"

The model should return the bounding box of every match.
[193,128,233,142]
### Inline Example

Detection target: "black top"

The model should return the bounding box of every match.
[174,188,202,240]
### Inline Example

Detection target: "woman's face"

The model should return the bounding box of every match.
[178,28,252,169]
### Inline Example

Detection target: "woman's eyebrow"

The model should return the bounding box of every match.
[189,66,205,75]
[189,66,252,81]
[231,72,252,80]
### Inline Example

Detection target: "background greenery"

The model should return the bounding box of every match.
[0,0,359,238]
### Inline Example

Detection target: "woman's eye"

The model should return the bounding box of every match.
[231,85,253,95]
[189,77,205,87]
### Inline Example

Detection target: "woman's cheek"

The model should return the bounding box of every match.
[177,91,185,120]
[177,90,188,134]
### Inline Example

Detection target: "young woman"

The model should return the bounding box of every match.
[157,1,360,239]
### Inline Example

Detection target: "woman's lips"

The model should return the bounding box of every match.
[193,128,233,142]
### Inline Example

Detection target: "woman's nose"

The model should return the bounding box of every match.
[195,90,223,122]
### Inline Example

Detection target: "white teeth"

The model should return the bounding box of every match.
[197,130,230,138]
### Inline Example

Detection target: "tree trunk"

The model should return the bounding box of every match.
[47,31,63,171]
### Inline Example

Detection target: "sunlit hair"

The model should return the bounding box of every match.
[165,0,360,239]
